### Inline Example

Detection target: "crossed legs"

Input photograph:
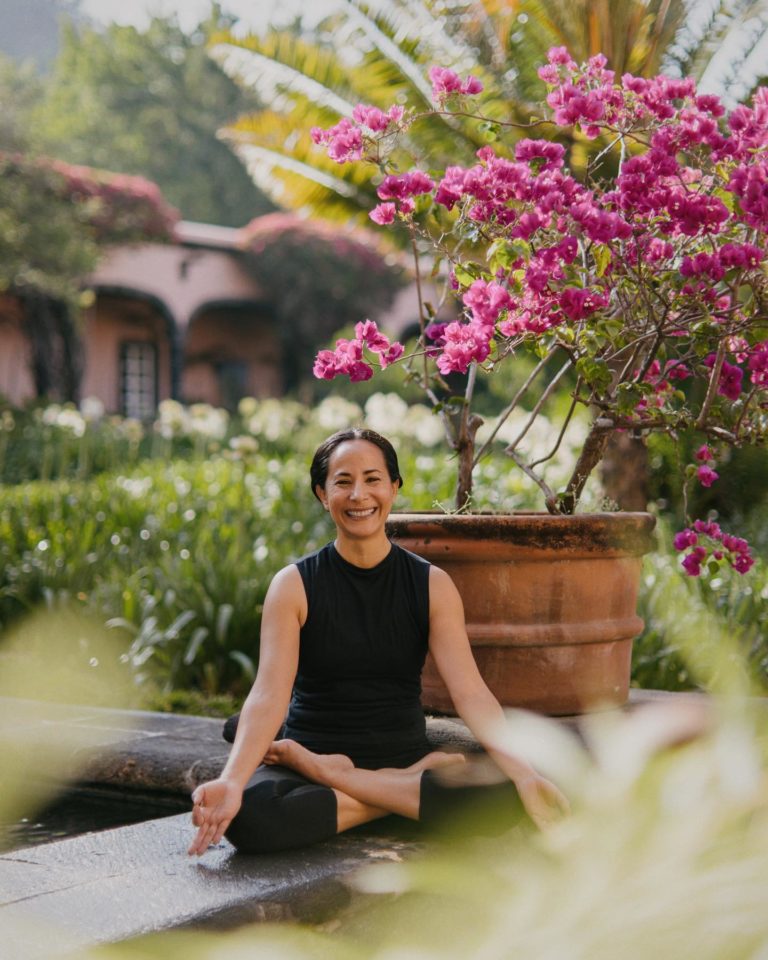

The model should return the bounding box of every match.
[263,739,467,830]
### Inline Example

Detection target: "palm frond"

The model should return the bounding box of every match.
[210,29,359,116]
[211,0,767,224]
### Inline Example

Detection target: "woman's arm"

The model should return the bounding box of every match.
[427,566,569,828]
[187,564,305,855]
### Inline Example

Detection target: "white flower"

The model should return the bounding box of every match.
[188,403,229,440]
[364,392,410,435]
[404,405,444,447]
[229,434,259,455]
[476,411,589,486]
[313,396,363,431]
[238,396,258,419]
[116,476,152,498]
[55,407,86,438]
[247,399,304,441]
[119,418,144,443]
[41,404,61,426]
[79,396,105,421]
[155,399,188,437]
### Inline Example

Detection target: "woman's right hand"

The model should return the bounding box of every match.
[187,778,243,856]
[515,772,570,830]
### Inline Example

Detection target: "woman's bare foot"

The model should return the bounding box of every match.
[409,751,467,773]
[264,739,354,786]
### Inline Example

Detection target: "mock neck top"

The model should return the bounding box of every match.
[283,541,432,769]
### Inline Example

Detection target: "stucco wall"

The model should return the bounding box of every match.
[182,306,282,407]
[0,296,35,405]
[80,296,172,413]
[91,243,265,326]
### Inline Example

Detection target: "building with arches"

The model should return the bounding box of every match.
[0,220,283,414]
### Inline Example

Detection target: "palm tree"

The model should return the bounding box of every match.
[211,0,768,223]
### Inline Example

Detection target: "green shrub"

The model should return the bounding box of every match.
[2,395,766,700]
[632,517,768,693]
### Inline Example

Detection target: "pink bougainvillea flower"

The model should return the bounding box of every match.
[313,349,340,381]
[462,279,513,329]
[436,322,492,375]
[355,319,390,352]
[703,353,744,400]
[694,444,714,462]
[380,343,405,368]
[377,171,435,200]
[693,519,722,539]
[673,529,698,550]
[748,341,768,387]
[369,202,396,225]
[429,66,483,100]
[681,546,708,576]
[351,103,403,132]
[697,464,719,487]
[310,118,363,163]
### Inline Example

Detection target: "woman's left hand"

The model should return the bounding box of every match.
[515,773,570,829]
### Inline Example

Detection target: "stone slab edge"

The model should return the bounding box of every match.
[0,812,419,960]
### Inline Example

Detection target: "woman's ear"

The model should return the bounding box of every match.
[315,485,329,509]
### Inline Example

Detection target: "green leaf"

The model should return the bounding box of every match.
[488,239,530,274]
[576,356,612,391]
[453,262,481,287]
[593,243,612,277]
[478,121,502,142]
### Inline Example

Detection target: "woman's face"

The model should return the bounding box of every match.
[315,439,399,540]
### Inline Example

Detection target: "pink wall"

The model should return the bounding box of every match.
[0,297,35,405]
[182,307,282,406]
[80,296,172,412]
[91,243,264,324]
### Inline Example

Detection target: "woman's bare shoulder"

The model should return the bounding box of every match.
[428,564,460,596]
[265,563,308,621]
[267,562,305,597]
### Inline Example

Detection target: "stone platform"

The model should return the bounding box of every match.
[0,691,710,957]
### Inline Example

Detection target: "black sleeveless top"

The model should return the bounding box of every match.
[282,541,432,769]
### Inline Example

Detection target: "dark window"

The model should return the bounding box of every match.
[217,359,248,411]
[120,341,157,419]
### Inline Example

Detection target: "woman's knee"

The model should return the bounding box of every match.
[225,781,337,854]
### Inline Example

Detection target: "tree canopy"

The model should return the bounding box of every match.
[34,7,274,226]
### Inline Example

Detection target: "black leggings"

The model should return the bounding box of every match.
[224,763,528,855]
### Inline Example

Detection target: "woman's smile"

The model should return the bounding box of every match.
[346,506,377,518]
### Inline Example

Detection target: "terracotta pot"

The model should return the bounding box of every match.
[386,512,656,716]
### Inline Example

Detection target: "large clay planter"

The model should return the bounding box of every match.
[386,512,656,716]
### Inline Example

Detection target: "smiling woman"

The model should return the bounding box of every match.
[310,428,402,558]
[188,429,569,856]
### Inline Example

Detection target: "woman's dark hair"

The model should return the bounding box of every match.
[310,429,403,500]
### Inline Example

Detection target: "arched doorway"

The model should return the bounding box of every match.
[182,301,281,410]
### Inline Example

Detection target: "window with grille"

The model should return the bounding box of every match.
[120,341,157,419]
[217,359,248,411]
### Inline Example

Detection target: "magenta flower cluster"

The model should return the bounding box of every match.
[313,320,404,383]
[309,47,767,573]
[43,157,179,241]
[428,66,483,101]
[673,520,754,576]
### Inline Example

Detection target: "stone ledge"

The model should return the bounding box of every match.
[0,697,483,797]
[0,690,715,800]
[0,690,724,958]
[0,812,418,960]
